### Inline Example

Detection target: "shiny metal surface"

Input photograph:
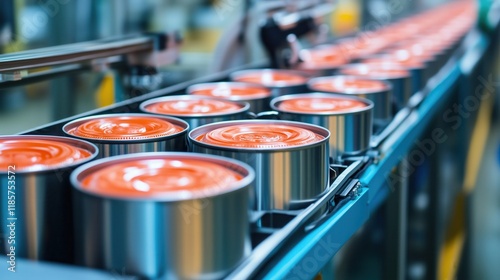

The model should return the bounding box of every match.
[62,113,189,158]
[0,36,153,72]
[0,135,98,264]
[388,75,414,109]
[140,95,251,130]
[71,152,253,279]
[189,120,330,211]
[186,82,272,113]
[408,66,426,94]
[271,93,373,161]
[229,69,311,97]
[308,75,392,123]
[0,33,181,86]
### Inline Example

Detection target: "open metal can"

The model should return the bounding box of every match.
[360,55,428,94]
[271,93,373,161]
[0,135,98,263]
[71,152,254,279]
[308,75,391,124]
[382,43,440,80]
[189,120,330,211]
[140,95,250,130]
[338,63,412,111]
[63,113,189,157]
[187,82,272,113]
[230,69,311,97]
[294,47,350,76]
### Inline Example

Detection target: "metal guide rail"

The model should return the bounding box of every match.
[0,28,490,280]
[0,33,181,88]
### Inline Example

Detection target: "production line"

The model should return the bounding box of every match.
[1,0,499,279]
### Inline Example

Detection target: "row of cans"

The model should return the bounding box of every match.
[0,1,475,279]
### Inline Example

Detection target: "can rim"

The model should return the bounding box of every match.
[0,135,99,174]
[359,54,427,70]
[270,92,374,116]
[139,95,250,117]
[71,152,255,201]
[229,69,312,88]
[189,119,330,152]
[62,113,189,143]
[187,82,272,100]
[338,63,411,80]
[295,48,349,70]
[308,75,393,95]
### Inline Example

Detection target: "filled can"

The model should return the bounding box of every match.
[382,43,440,80]
[230,69,311,97]
[63,113,189,157]
[308,75,392,124]
[140,95,250,130]
[71,152,254,279]
[294,47,350,76]
[0,135,98,263]
[271,93,373,161]
[189,120,330,212]
[360,55,428,94]
[187,82,272,113]
[338,63,412,111]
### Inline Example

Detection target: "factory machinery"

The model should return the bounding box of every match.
[0,0,499,279]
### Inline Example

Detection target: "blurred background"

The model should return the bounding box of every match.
[0,0,449,134]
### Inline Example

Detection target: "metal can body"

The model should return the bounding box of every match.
[0,135,98,264]
[389,75,413,109]
[189,120,330,211]
[71,152,253,279]
[271,93,373,161]
[308,75,392,123]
